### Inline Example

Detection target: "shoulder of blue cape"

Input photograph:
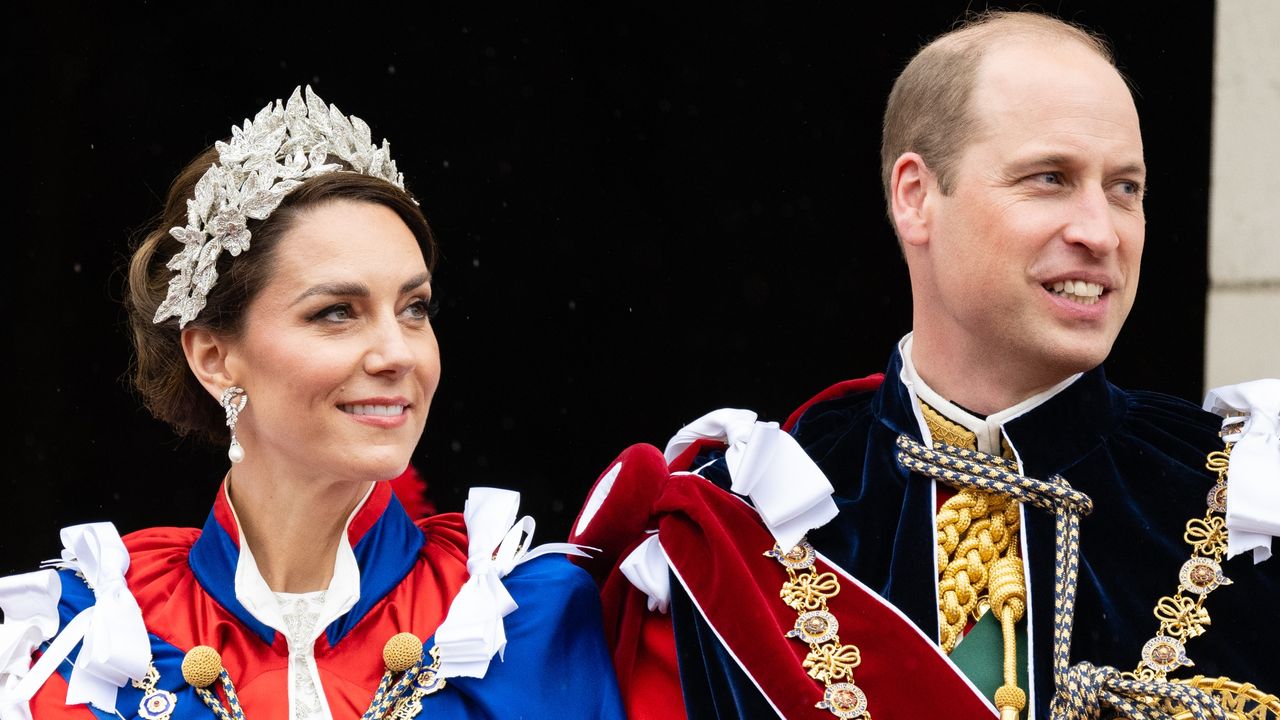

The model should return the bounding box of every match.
[32,546,623,719]
[426,554,626,718]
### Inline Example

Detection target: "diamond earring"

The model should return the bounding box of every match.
[220,386,248,463]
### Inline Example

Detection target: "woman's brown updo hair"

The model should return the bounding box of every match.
[126,146,437,443]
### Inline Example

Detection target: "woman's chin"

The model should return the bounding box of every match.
[339,451,414,484]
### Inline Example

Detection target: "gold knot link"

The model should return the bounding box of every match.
[1184,517,1228,557]
[802,642,862,683]
[781,571,841,612]
[1204,448,1231,476]
[1154,595,1212,641]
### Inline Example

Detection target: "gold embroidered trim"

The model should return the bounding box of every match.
[766,539,871,719]
[920,402,979,450]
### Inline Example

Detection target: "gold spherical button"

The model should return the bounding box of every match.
[181,645,223,688]
[382,632,423,673]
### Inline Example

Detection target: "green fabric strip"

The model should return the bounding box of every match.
[947,609,1028,705]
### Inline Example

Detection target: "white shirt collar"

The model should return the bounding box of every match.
[898,333,1082,455]
[225,483,370,645]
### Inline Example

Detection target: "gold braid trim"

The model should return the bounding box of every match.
[922,402,1028,719]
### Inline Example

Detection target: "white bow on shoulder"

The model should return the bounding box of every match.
[433,488,591,679]
[4,523,151,714]
[0,570,61,720]
[664,408,838,550]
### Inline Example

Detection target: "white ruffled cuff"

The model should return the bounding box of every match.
[619,535,672,614]
[1204,379,1280,563]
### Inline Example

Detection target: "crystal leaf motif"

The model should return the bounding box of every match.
[153,86,406,328]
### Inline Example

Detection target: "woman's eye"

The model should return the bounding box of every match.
[312,304,353,322]
[404,297,439,320]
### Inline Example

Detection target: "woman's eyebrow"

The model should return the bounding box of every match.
[291,281,369,305]
[291,272,430,306]
[400,272,431,294]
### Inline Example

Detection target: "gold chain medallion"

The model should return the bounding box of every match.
[766,539,872,719]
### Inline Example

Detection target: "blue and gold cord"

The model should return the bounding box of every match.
[895,435,1227,720]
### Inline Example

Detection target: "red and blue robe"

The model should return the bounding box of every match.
[19,481,624,719]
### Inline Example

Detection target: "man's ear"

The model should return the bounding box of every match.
[181,327,238,401]
[890,152,937,248]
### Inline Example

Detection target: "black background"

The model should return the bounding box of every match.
[3,2,1213,574]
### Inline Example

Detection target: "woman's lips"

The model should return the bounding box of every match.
[338,400,410,428]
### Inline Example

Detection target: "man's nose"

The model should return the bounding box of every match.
[1062,186,1121,254]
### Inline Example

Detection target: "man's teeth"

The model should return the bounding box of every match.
[341,404,406,416]
[1046,280,1104,305]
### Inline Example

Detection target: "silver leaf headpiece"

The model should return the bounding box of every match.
[153,86,406,328]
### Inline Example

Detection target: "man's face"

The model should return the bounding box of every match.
[916,40,1146,388]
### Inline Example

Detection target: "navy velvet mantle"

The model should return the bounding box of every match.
[673,351,1280,719]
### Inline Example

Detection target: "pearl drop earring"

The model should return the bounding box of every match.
[220,386,248,463]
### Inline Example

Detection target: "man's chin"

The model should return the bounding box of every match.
[1040,339,1115,380]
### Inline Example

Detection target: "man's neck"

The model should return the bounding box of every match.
[905,332,1075,415]
[899,333,1082,452]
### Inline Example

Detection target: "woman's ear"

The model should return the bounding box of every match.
[890,152,937,248]
[181,327,238,401]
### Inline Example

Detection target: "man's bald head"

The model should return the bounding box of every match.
[880,11,1118,211]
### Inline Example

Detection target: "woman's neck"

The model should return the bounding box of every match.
[226,463,373,594]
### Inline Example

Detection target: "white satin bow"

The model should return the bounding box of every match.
[0,570,61,720]
[1204,379,1280,563]
[664,408,838,549]
[433,488,591,679]
[8,523,151,713]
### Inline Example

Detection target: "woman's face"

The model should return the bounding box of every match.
[223,199,440,483]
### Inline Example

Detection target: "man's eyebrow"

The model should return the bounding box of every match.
[1111,162,1147,179]
[1007,154,1076,172]
[1009,154,1146,177]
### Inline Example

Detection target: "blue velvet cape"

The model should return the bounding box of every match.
[673,350,1280,719]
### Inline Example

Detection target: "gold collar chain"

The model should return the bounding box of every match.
[766,539,871,719]
[1127,433,1280,718]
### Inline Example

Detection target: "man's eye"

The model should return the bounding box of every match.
[1035,172,1063,185]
